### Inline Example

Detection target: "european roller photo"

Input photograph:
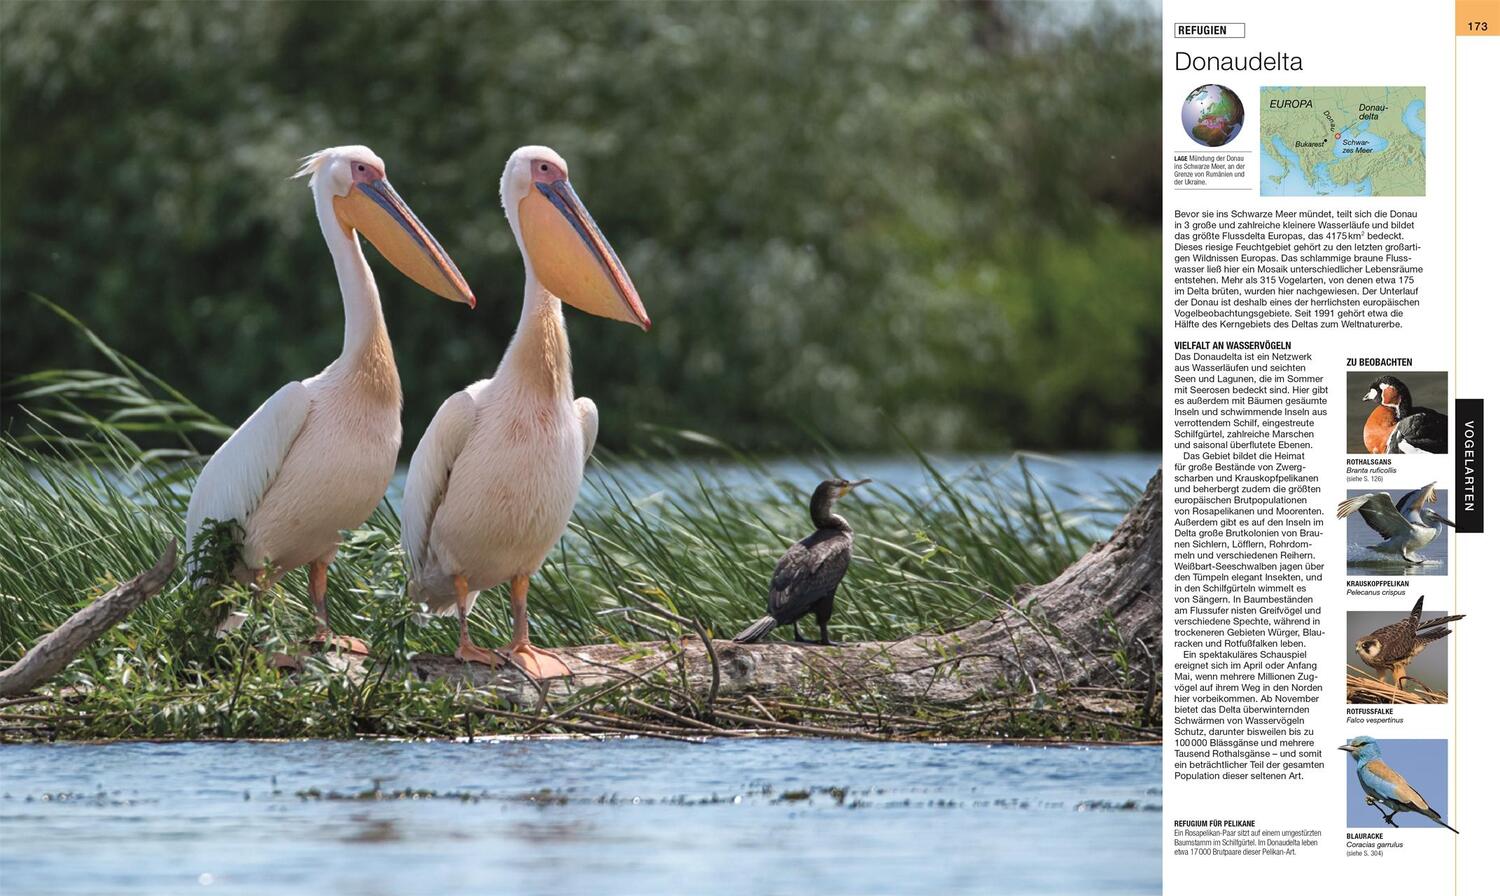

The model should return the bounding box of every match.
[1341,738,1455,833]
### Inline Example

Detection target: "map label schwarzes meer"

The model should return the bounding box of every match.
[1261,87,1426,197]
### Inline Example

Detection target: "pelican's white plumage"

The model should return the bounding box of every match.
[1337,482,1455,564]
[185,145,472,644]
[185,381,311,568]
[399,388,477,610]
[401,146,644,674]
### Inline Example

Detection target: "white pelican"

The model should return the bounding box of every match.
[1337,483,1455,564]
[401,146,649,676]
[185,145,474,650]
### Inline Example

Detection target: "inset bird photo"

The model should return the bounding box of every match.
[1341,737,1456,832]
[1346,597,1461,704]
[1339,485,1452,576]
[1345,371,1448,454]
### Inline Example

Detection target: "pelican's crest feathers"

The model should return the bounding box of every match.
[293,150,336,183]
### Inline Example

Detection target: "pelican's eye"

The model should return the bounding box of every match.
[529,158,565,183]
[349,161,382,185]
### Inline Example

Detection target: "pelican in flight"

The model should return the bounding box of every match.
[1337,483,1455,564]
[401,146,649,677]
[185,145,474,649]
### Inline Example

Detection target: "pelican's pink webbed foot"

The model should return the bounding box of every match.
[449,573,509,667]
[501,575,572,679]
[308,631,370,656]
[500,641,572,679]
[453,639,508,666]
[304,558,369,655]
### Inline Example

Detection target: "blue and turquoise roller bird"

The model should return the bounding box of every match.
[1340,737,1458,832]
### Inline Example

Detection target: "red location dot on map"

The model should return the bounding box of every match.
[1335,132,1342,139]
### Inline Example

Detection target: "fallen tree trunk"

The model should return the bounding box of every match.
[409,471,1163,720]
[0,541,178,698]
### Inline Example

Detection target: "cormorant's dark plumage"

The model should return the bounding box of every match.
[733,478,868,645]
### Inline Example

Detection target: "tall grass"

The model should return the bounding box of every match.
[0,306,1145,738]
[1,431,1136,663]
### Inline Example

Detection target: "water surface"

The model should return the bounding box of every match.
[391,451,1160,511]
[580,451,1157,503]
[0,738,1161,895]
[1402,99,1426,152]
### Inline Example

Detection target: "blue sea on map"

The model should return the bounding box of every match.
[1261,136,1372,195]
[1403,99,1426,152]
[1260,89,1425,196]
[1331,120,1389,157]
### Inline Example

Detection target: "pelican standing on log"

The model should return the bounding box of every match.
[401,146,649,677]
[185,146,474,650]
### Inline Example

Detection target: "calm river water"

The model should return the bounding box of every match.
[391,451,1160,505]
[0,739,1161,895]
[590,452,1161,496]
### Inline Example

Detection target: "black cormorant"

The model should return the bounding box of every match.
[732,478,870,645]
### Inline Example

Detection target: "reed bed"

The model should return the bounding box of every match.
[1345,667,1447,705]
[0,306,1147,741]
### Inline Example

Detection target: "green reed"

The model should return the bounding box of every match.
[0,307,1143,740]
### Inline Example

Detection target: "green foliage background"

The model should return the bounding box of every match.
[1,0,1161,454]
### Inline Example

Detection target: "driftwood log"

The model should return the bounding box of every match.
[0,541,178,698]
[0,477,1160,741]
[409,471,1163,716]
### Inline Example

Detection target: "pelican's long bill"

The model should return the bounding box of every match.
[333,180,475,307]
[518,179,650,330]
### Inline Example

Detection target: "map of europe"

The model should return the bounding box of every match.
[1260,87,1425,197]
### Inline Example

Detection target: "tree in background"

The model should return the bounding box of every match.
[1,0,1160,454]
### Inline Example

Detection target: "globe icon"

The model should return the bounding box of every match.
[1181,84,1244,147]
